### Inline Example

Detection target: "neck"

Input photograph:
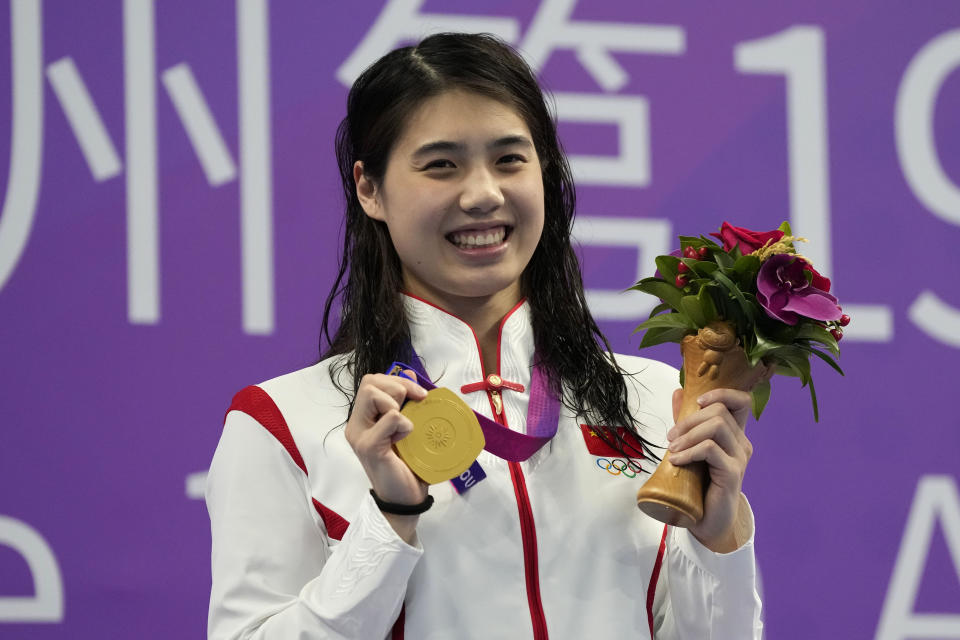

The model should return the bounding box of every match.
[464,300,511,377]
[404,285,522,376]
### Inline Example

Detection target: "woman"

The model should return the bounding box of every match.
[206,32,762,639]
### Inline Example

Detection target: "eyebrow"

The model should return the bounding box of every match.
[411,135,534,158]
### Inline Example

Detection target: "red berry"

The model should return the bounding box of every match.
[830,328,843,341]
[839,314,850,327]
[677,262,690,274]
[675,275,688,288]
[697,246,709,259]
[683,246,698,259]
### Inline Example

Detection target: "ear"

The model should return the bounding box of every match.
[354,161,384,221]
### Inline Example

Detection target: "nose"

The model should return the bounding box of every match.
[459,167,505,214]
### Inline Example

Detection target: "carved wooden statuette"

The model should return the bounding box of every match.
[636,321,766,528]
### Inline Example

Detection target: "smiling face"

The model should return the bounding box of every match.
[355,90,545,316]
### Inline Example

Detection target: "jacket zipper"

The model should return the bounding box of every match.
[487,387,549,640]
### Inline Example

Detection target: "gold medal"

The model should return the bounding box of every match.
[395,387,485,485]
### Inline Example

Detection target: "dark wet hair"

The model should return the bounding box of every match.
[321,32,658,461]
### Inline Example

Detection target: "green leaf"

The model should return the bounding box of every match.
[655,255,681,282]
[808,375,819,422]
[637,325,694,348]
[631,278,685,312]
[773,347,812,382]
[636,312,696,331]
[778,220,792,235]
[686,259,719,278]
[679,366,685,388]
[681,295,707,328]
[649,301,674,317]
[749,328,781,363]
[751,378,771,420]
[697,286,719,323]
[774,362,802,378]
[809,347,845,376]
[732,254,761,276]
[714,251,735,269]
[712,270,756,323]
[795,323,839,356]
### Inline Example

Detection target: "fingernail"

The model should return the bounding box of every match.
[666,428,677,441]
[668,440,679,452]
[696,394,708,406]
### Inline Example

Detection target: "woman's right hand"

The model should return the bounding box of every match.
[345,372,428,542]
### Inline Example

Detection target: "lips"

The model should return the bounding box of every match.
[447,225,510,249]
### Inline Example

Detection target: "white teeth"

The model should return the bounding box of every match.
[450,227,506,248]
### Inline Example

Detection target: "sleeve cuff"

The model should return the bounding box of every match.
[299,492,423,635]
[360,490,426,552]
[670,493,756,580]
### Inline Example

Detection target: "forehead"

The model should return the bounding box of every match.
[393,90,531,151]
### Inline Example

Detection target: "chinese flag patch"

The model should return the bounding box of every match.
[579,424,646,459]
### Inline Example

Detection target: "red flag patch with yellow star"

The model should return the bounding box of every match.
[579,424,646,459]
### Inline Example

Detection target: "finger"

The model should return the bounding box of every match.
[671,388,682,424]
[669,438,741,479]
[668,400,735,440]
[375,373,428,404]
[369,409,414,444]
[358,386,404,425]
[358,375,425,418]
[356,409,414,454]
[669,414,743,458]
[694,389,752,429]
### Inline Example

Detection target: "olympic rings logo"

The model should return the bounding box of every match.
[596,457,643,478]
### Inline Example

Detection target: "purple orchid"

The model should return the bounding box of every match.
[756,254,842,325]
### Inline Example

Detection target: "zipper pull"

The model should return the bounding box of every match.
[490,389,503,416]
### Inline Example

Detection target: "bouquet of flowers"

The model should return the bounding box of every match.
[632,221,847,421]
[631,221,847,527]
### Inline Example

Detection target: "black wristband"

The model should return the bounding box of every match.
[370,489,434,515]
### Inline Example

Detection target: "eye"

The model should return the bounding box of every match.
[497,154,526,166]
[424,159,456,170]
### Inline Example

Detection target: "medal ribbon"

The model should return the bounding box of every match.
[389,354,560,463]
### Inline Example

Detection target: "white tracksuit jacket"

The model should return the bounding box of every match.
[206,296,763,639]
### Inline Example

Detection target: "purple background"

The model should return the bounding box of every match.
[2,1,959,638]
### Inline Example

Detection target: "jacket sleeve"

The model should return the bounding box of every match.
[651,503,764,638]
[206,411,423,639]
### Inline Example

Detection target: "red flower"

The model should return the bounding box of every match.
[802,261,831,292]
[711,222,784,254]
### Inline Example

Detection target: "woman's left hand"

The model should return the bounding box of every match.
[666,387,754,553]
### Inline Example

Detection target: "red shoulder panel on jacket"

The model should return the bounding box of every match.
[226,386,308,475]
[312,498,350,541]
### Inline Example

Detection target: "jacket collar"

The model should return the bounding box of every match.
[402,294,535,395]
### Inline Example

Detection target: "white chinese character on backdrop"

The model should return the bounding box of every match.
[0,0,275,335]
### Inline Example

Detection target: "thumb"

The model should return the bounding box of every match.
[391,416,414,443]
[672,387,683,423]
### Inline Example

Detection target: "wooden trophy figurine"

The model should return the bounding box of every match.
[636,321,767,528]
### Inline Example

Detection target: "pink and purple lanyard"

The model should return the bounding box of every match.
[387,351,561,493]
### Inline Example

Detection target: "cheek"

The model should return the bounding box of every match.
[525,186,546,237]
